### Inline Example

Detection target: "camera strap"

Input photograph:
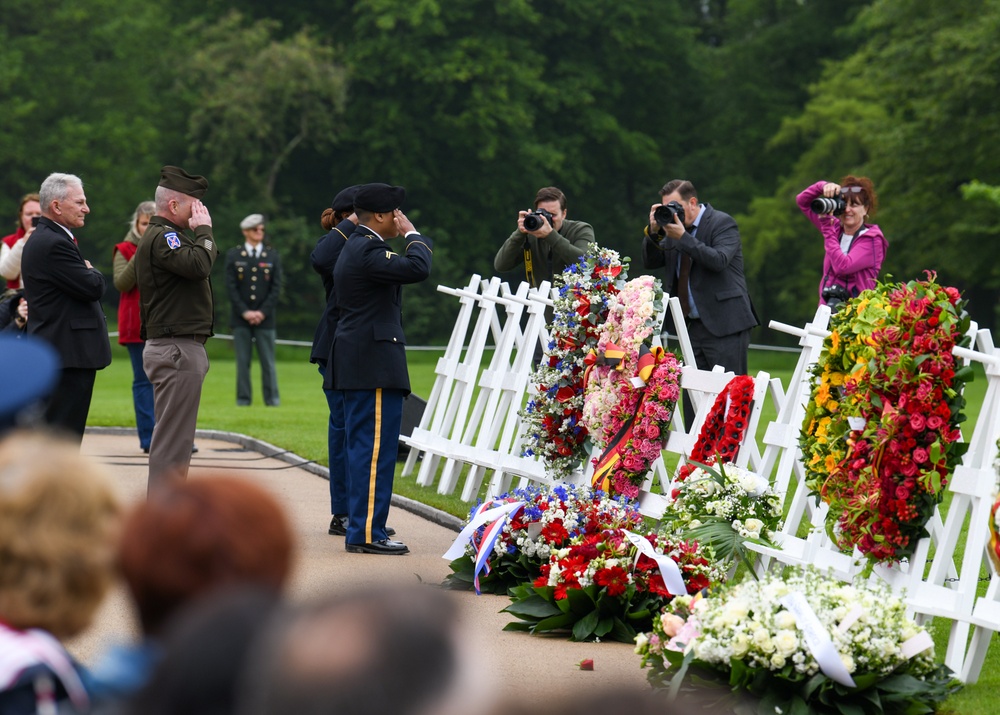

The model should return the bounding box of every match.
[523,245,535,287]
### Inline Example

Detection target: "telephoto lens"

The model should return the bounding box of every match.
[811,196,846,215]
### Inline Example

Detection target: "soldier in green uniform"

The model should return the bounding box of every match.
[134,165,216,493]
[224,213,283,406]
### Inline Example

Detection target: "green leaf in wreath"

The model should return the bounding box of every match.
[532,612,577,633]
[565,585,598,614]
[609,617,636,643]
[594,615,614,638]
[572,609,600,641]
[502,594,561,619]
[502,622,532,632]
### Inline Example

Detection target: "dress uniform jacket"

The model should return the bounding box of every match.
[309,218,354,364]
[135,216,218,339]
[326,225,433,392]
[224,243,283,329]
[21,216,112,369]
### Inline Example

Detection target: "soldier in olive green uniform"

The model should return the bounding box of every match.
[134,165,217,492]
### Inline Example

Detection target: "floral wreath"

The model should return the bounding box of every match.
[674,374,756,487]
[590,346,682,499]
[504,527,721,642]
[800,273,970,571]
[582,275,664,447]
[520,246,623,479]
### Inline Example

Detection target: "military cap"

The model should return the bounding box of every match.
[159,165,209,199]
[331,185,361,213]
[354,183,405,213]
[240,213,265,230]
[0,335,59,433]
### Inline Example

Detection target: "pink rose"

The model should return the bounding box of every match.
[926,415,944,430]
[913,447,929,464]
[909,413,926,431]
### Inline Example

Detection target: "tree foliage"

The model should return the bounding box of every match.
[4,0,1000,343]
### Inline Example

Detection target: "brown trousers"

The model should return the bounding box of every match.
[143,337,209,494]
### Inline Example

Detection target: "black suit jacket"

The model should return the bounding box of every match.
[21,216,112,369]
[224,243,283,329]
[326,225,432,392]
[641,203,758,338]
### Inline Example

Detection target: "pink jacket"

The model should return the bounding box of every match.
[797,181,887,302]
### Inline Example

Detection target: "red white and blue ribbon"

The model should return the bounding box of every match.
[442,500,526,594]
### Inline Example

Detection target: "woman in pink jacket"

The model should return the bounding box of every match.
[797,176,887,307]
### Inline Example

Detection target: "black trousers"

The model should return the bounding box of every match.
[44,367,97,442]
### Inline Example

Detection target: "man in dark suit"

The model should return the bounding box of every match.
[641,179,758,375]
[224,213,284,406]
[326,183,432,555]
[21,173,112,441]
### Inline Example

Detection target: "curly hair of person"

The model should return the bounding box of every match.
[0,431,121,639]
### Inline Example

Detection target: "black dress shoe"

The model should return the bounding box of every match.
[328,515,395,537]
[345,539,409,555]
[328,514,348,536]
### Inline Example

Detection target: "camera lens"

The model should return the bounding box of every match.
[811,197,846,215]
[523,213,543,231]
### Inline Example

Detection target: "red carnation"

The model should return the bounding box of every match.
[593,565,629,597]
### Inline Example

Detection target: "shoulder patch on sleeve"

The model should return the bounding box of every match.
[164,232,181,249]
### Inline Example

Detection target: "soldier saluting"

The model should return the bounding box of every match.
[134,165,217,493]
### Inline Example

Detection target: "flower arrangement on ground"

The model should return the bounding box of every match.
[443,484,644,594]
[582,274,665,447]
[800,273,972,572]
[661,461,783,569]
[637,567,960,714]
[503,527,721,642]
[520,246,624,479]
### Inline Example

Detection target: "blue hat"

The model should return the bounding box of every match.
[0,335,60,431]
[354,183,405,213]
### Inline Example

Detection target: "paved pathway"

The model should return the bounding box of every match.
[65,430,649,699]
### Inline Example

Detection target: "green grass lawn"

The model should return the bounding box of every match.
[88,342,996,712]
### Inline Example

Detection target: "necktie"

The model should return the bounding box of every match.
[678,254,692,318]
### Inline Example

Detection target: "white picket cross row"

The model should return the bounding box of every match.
[403,277,503,489]
[432,280,538,496]
[401,274,484,478]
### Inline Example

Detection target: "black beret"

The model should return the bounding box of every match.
[159,165,209,199]
[331,185,361,213]
[354,183,405,213]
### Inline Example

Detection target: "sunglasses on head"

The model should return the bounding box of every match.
[840,186,863,195]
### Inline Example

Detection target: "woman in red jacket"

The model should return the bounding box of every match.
[113,201,156,452]
[0,193,42,289]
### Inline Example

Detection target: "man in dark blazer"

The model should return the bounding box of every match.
[326,183,432,555]
[21,172,112,441]
[641,179,758,375]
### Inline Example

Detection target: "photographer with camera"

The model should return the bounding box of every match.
[642,180,758,377]
[494,186,595,289]
[797,176,887,310]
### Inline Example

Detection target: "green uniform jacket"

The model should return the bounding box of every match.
[134,216,218,340]
[493,218,595,287]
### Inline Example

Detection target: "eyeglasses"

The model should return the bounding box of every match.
[840,186,863,195]
[249,227,265,232]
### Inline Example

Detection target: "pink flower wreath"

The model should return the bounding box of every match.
[590,346,683,499]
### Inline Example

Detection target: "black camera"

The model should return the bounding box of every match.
[811,196,846,216]
[653,201,686,228]
[523,208,554,231]
[821,284,851,309]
